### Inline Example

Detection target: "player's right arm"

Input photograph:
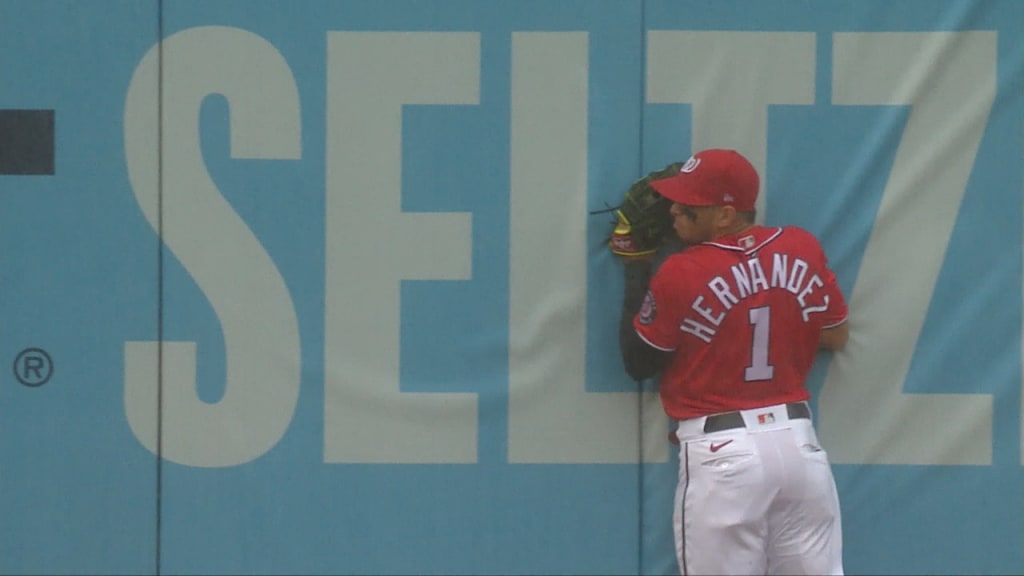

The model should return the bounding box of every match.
[800,227,849,352]
[819,322,849,351]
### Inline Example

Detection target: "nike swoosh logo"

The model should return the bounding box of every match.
[709,440,734,453]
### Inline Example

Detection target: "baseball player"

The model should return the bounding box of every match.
[615,149,849,575]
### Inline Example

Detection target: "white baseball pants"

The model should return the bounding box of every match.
[672,402,843,575]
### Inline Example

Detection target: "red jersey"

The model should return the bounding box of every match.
[634,225,848,419]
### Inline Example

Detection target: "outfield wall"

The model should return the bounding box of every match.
[0,1,1021,574]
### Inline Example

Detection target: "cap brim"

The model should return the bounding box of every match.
[649,176,712,207]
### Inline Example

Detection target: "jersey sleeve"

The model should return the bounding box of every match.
[797,227,848,328]
[633,256,690,351]
[819,264,848,327]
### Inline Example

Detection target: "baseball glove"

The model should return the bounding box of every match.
[599,163,682,258]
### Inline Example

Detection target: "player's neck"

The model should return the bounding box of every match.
[710,222,756,241]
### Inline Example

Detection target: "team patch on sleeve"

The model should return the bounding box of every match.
[638,290,657,325]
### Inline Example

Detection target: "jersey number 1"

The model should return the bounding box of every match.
[745,306,775,381]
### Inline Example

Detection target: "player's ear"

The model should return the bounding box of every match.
[716,205,737,226]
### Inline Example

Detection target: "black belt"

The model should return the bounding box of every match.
[703,402,810,433]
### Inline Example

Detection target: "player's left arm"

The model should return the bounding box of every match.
[604,166,684,382]
[619,260,673,381]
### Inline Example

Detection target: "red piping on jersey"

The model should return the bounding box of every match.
[636,329,675,352]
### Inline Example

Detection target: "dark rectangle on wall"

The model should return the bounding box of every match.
[0,110,55,175]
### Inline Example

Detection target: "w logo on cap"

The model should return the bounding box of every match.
[649,149,760,212]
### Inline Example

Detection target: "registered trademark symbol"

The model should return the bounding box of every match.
[13,347,53,387]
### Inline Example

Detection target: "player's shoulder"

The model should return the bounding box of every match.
[771,226,833,264]
[779,224,816,240]
[657,243,718,275]
[777,225,825,248]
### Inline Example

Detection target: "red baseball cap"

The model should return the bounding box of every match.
[649,149,759,212]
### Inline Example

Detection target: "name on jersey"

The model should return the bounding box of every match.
[680,253,830,343]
